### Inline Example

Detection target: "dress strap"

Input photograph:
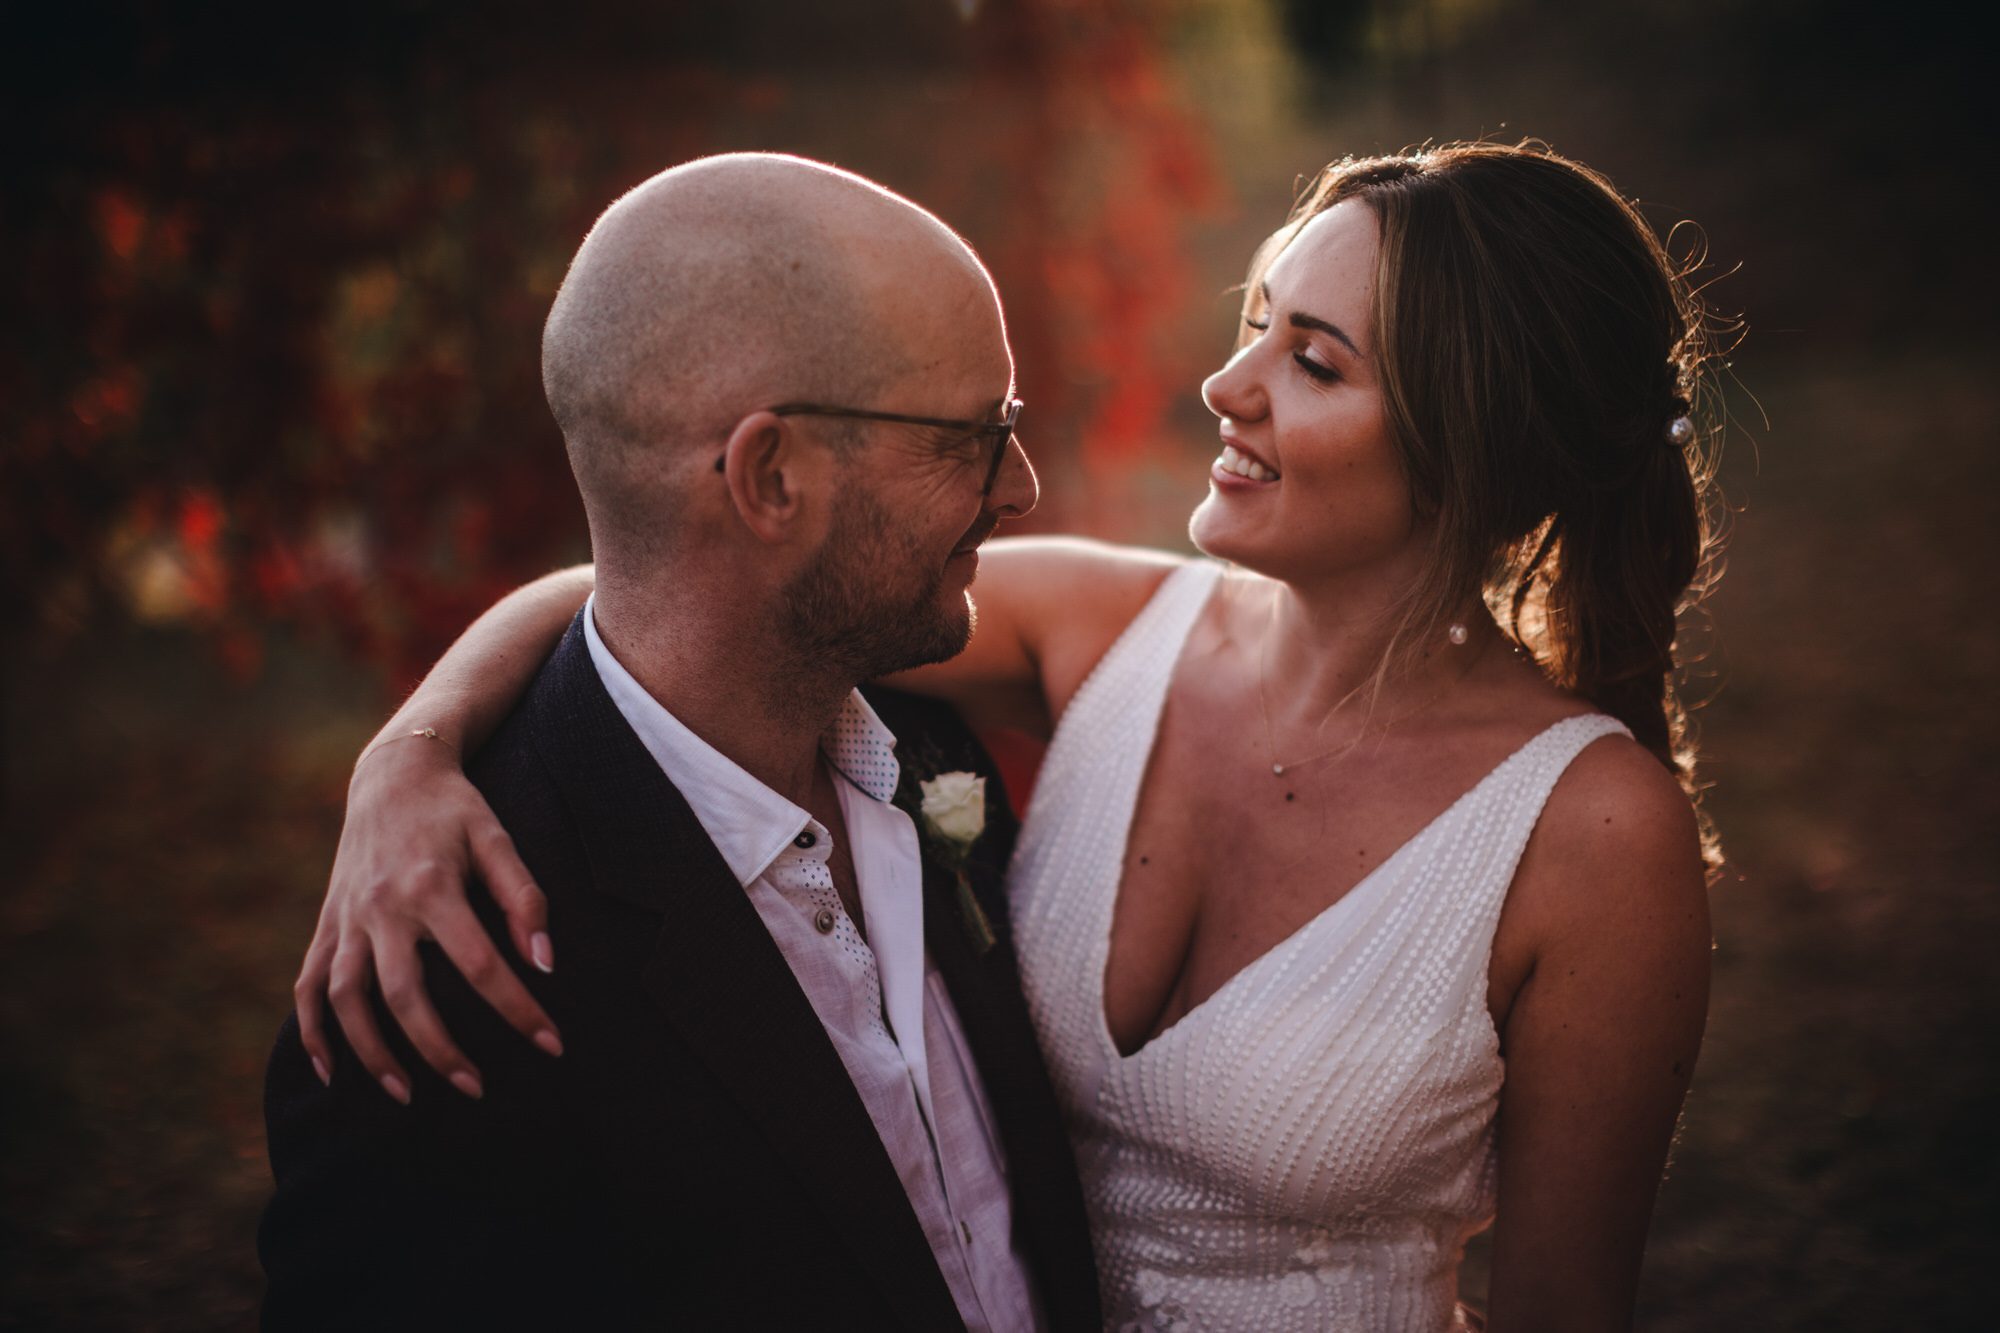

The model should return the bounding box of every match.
[1009,558,1224,1113]
[1516,713,1633,792]
[1050,559,1224,752]
[1444,711,1635,930]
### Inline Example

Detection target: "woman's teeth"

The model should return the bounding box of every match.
[1220,444,1278,481]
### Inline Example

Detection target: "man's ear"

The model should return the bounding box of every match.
[718,411,832,545]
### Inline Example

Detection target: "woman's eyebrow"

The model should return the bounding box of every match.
[1288,311,1360,357]
[1257,281,1361,357]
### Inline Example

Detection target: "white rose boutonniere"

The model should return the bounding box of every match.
[919,772,986,850]
[918,771,997,955]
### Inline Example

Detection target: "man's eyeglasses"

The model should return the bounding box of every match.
[769,398,1023,496]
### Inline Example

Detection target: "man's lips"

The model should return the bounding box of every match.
[952,512,1000,557]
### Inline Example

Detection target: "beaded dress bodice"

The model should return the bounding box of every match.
[1008,561,1629,1333]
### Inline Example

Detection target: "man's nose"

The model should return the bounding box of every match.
[985,434,1038,519]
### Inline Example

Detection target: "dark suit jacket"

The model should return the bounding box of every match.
[260,618,1100,1331]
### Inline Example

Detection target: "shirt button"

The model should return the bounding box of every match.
[813,907,837,934]
[794,830,817,849]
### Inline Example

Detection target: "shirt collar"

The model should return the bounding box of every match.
[581,594,903,885]
[819,690,902,805]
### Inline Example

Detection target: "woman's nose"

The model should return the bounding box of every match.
[1201,344,1264,423]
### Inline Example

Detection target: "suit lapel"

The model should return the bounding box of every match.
[874,685,1102,1332]
[919,847,1104,1331]
[527,623,964,1332]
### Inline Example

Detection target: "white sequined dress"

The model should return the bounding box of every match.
[1008,561,1629,1333]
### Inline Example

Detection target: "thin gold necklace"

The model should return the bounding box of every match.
[1257,614,1486,777]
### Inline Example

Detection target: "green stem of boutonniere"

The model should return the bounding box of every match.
[954,869,997,956]
[918,770,997,956]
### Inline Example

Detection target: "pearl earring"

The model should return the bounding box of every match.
[1447,623,1469,645]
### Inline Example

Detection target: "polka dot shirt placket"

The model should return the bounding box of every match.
[765,823,891,1044]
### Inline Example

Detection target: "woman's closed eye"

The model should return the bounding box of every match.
[1244,314,1341,384]
[1292,349,1340,383]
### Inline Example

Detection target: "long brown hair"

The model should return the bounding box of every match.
[1251,142,1725,856]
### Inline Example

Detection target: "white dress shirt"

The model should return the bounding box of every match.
[584,598,1042,1333]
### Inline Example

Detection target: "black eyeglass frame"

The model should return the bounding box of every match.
[769,398,1023,495]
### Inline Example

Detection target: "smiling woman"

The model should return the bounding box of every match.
[290,142,1723,1332]
[1206,147,1719,819]
[1192,200,1415,606]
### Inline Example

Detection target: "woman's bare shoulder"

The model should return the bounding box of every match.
[1542,732,1701,859]
[1511,729,1708,945]
[1486,722,1711,1056]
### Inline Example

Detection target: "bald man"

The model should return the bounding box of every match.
[258,156,1100,1332]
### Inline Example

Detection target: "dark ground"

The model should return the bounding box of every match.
[1635,350,1999,1329]
[2,344,1994,1329]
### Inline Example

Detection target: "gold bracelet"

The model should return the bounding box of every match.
[357,726,461,770]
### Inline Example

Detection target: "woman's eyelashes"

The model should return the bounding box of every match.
[1243,314,1341,384]
[1293,351,1339,383]
[1248,316,1344,384]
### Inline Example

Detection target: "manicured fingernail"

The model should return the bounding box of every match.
[311,1055,330,1086]
[449,1070,483,1099]
[529,932,554,974]
[381,1073,411,1105]
[533,1029,564,1058]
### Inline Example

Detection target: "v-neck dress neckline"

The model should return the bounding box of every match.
[1006,559,1630,1332]
[1098,708,1588,1067]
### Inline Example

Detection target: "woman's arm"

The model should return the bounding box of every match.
[1481,738,1712,1330]
[300,536,1180,1100]
[879,536,1184,737]
[296,565,594,1104]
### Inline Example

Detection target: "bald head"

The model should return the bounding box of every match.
[543,154,996,565]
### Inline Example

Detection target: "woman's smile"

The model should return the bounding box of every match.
[1213,442,1280,483]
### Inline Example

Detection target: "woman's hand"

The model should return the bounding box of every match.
[293,563,596,1101]
[296,733,563,1105]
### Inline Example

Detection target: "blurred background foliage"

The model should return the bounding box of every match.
[1,0,1993,1327]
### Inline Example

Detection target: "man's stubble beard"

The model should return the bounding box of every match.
[776,482,977,693]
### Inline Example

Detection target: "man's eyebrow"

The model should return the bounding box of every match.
[1258,281,1362,358]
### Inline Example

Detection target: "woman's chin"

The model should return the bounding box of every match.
[1188,500,1299,586]
[1187,493,1248,564]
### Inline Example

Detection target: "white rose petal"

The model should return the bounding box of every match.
[919,771,986,849]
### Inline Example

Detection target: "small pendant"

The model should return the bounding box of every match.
[1272,763,1285,775]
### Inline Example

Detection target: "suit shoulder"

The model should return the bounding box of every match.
[863,687,1007,804]
[862,684,978,749]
